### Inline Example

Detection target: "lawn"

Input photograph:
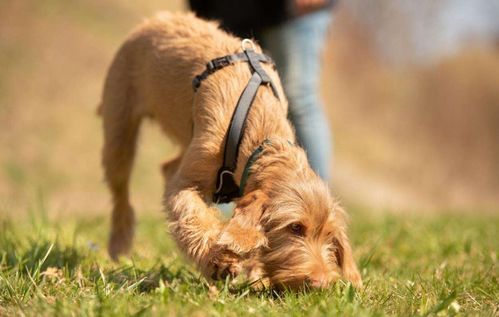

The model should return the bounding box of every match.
[0,208,497,316]
[1,1,498,316]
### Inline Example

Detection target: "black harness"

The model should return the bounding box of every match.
[192,39,280,203]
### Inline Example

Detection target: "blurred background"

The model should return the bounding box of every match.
[1,0,498,218]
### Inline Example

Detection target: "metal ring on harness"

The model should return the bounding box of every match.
[215,169,235,193]
[241,39,256,51]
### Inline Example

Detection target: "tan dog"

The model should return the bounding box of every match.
[100,12,361,289]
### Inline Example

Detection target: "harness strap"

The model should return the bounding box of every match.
[239,140,271,196]
[224,72,262,172]
[192,41,280,203]
[244,49,280,97]
[192,52,275,91]
[213,71,263,202]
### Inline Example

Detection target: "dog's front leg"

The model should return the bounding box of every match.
[164,186,242,280]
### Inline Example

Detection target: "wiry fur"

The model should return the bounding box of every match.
[100,12,361,289]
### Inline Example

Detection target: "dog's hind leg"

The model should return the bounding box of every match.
[103,117,141,261]
[100,53,142,260]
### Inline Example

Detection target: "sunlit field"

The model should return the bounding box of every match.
[1,1,498,316]
[1,209,497,316]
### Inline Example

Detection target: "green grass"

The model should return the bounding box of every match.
[0,209,497,316]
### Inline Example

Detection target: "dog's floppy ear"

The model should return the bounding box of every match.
[333,231,363,288]
[232,189,269,228]
[218,190,269,255]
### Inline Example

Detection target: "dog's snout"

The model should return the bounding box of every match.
[306,275,329,289]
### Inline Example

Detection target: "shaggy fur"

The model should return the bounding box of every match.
[100,12,361,289]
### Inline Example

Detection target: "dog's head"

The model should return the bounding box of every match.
[225,177,362,290]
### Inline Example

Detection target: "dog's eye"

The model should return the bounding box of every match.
[289,223,305,236]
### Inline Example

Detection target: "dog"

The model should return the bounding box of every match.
[100,12,361,289]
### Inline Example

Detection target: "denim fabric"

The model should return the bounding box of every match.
[261,10,333,182]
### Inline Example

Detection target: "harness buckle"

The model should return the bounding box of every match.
[207,56,231,73]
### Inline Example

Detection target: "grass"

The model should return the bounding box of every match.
[0,208,497,316]
[0,1,498,316]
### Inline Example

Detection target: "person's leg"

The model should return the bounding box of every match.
[261,10,333,181]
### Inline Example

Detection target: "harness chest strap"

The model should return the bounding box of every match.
[192,40,280,203]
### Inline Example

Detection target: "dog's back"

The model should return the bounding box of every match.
[101,12,243,145]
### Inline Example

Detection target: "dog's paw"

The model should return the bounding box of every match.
[108,204,135,261]
[208,247,243,280]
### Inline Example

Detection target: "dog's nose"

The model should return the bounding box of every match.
[306,275,329,289]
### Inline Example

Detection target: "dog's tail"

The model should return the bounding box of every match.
[100,44,142,261]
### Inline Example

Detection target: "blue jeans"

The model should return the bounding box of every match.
[261,10,333,182]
